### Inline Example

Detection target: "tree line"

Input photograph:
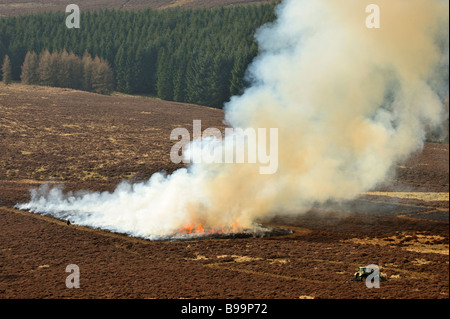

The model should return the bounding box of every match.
[0,5,276,107]
[18,50,114,94]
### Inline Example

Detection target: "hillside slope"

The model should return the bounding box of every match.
[0,83,227,204]
[0,84,448,300]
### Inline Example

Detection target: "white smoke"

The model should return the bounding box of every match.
[16,0,449,239]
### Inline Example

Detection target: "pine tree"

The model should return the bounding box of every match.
[143,43,159,95]
[57,49,71,88]
[156,49,174,100]
[67,51,83,90]
[210,53,233,108]
[81,51,94,91]
[1,55,12,85]
[173,63,187,102]
[123,45,137,94]
[8,43,26,81]
[20,51,40,85]
[114,46,127,92]
[91,56,114,95]
[172,49,188,102]
[133,45,146,93]
[186,52,214,106]
[38,49,57,86]
[230,54,250,97]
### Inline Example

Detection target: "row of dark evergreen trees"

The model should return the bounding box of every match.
[0,5,276,107]
[1,55,12,85]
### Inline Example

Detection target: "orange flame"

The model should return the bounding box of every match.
[177,221,244,236]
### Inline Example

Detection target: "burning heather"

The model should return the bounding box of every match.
[172,223,291,241]
[16,0,449,240]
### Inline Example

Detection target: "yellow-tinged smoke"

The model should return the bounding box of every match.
[17,0,449,239]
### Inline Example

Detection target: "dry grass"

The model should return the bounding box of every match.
[364,192,449,202]
[0,83,226,186]
[343,231,449,255]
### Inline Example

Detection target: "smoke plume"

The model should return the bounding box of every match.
[17,0,449,239]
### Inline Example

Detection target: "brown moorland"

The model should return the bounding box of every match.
[0,83,448,299]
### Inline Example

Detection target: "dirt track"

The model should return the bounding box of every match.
[0,84,448,299]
